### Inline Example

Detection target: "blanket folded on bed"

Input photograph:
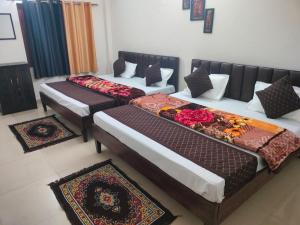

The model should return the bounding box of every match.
[104,105,258,197]
[67,75,145,105]
[131,94,300,171]
[46,81,116,114]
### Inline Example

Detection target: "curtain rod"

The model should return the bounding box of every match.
[6,0,98,6]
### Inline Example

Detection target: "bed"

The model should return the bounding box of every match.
[40,51,179,141]
[92,59,300,225]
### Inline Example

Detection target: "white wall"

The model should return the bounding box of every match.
[0,0,110,99]
[109,0,300,90]
[0,1,27,64]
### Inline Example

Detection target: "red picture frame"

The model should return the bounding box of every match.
[204,8,215,33]
[190,0,206,21]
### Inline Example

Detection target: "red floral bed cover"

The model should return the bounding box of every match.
[68,75,145,105]
[131,94,300,171]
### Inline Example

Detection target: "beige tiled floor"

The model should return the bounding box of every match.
[0,103,299,225]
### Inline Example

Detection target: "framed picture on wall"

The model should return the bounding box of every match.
[190,0,206,21]
[203,8,215,33]
[182,0,191,10]
[0,13,16,40]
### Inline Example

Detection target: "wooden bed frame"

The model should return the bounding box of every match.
[91,59,300,224]
[39,51,179,142]
[92,124,277,225]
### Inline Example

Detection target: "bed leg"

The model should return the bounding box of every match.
[42,102,47,112]
[204,205,220,225]
[95,141,102,153]
[82,128,88,142]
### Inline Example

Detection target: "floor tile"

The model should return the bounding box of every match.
[34,210,70,225]
[0,176,60,225]
[0,152,56,195]
[41,139,104,176]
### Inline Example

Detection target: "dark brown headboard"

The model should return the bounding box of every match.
[191,59,300,102]
[119,51,179,91]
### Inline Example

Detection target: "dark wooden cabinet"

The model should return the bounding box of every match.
[0,62,37,115]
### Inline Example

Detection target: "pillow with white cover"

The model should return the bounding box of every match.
[120,61,137,78]
[183,74,229,100]
[248,81,300,122]
[144,66,174,87]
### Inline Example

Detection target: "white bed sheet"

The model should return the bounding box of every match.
[39,74,175,117]
[40,83,90,116]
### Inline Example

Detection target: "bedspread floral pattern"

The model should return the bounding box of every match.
[130,93,190,114]
[175,109,214,127]
[68,75,145,105]
[131,94,300,171]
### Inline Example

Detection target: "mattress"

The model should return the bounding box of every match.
[40,83,90,116]
[94,92,300,203]
[40,74,175,117]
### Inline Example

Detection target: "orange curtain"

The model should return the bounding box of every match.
[62,1,97,74]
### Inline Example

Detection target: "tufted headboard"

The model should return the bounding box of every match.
[118,51,179,91]
[191,59,300,102]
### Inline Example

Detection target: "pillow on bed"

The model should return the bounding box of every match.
[184,67,213,98]
[145,63,162,86]
[184,74,229,100]
[247,81,270,113]
[255,76,300,119]
[113,58,125,77]
[248,80,300,122]
[135,64,148,78]
[144,67,174,87]
[160,68,174,87]
[120,61,138,78]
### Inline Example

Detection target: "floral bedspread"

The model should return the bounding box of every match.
[68,75,145,105]
[130,94,300,171]
[130,93,190,114]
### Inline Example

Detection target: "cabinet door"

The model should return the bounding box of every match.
[0,67,18,114]
[16,65,37,110]
[0,64,37,115]
[11,68,27,110]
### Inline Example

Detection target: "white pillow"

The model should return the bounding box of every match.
[143,66,174,87]
[184,74,229,100]
[247,82,270,112]
[248,81,300,122]
[120,61,137,78]
[154,68,174,87]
